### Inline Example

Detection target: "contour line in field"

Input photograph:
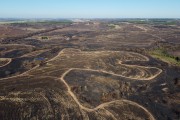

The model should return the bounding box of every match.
[0,58,12,68]
[60,68,155,120]
[50,48,162,80]
[0,48,158,120]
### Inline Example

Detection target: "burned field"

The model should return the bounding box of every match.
[0,19,180,120]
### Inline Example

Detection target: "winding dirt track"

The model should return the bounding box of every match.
[0,64,40,81]
[133,24,166,42]
[0,58,12,68]
[60,68,155,120]
[53,49,160,119]
[119,61,162,80]
[0,48,161,119]
[48,48,162,80]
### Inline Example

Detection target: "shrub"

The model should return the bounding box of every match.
[41,36,48,40]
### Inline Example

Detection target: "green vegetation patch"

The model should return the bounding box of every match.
[35,20,72,25]
[129,20,149,24]
[149,49,180,66]
[128,19,178,25]
[41,36,49,40]
[10,20,72,26]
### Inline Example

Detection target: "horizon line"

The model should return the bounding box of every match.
[0,17,180,19]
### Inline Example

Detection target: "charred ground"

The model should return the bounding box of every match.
[0,19,180,120]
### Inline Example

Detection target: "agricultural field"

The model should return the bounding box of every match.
[0,19,180,120]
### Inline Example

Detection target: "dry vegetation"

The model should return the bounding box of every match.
[0,19,180,120]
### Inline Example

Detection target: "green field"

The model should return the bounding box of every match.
[0,21,27,24]
[149,49,180,66]
[0,20,72,25]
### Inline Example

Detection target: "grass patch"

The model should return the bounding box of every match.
[10,20,72,26]
[41,36,49,40]
[35,20,72,25]
[128,19,178,25]
[149,49,180,66]
[0,21,26,24]
[129,20,149,24]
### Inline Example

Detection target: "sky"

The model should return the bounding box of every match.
[0,0,180,18]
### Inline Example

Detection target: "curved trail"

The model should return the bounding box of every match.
[61,67,162,81]
[0,48,159,119]
[48,48,162,80]
[0,65,40,81]
[104,108,117,120]
[119,61,162,80]
[0,48,65,81]
[54,48,160,119]
[60,68,155,120]
[133,25,148,32]
[133,24,165,42]
[0,58,12,68]
[20,49,50,58]
[47,49,66,62]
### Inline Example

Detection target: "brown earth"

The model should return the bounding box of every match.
[0,20,179,120]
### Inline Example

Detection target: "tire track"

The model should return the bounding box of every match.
[60,68,155,120]
[0,58,12,68]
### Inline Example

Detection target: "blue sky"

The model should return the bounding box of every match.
[0,0,180,18]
